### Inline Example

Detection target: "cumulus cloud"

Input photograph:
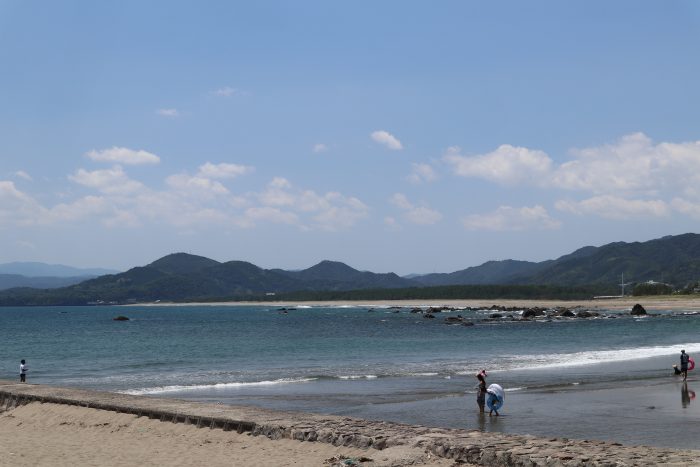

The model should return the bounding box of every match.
[197,162,253,179]
[313,143,328,153]
[156,108,179,117]
[0,181,46,226]
[371,130,403,150]
[555,196,670,220]
[390,193,442,225]
[0,181,109,227]
[443,145,552,185]
[252,178,369,230]
[443,133,700,223]
[14,170,32,181]
[462,205,560,231]
[245,206,300,225]
[86,147,160,165]
[407,163,437,184]
[166,173,229,197]
[552,133,700,195]
[69,166,145,195]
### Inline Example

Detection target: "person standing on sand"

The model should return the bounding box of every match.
[476,373,487,413]
[19,359,28,383]
[680,350,690,381]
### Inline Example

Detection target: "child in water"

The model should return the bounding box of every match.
[476,373,487,413]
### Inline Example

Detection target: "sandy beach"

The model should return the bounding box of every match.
[2,380,699,466]
[136,295,700,311]
[0,402,455,467]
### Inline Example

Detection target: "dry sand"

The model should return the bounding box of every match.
[0,402,458,467]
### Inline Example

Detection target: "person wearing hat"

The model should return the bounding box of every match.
[680,350,690,381]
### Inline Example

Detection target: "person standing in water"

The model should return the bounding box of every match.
[476,373,487,413]
[19,359,28,383]
[680,350,690,381]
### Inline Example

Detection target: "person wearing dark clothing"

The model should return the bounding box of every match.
[681,350,690,381]
[476,373,487,413]
[19,359,28,383]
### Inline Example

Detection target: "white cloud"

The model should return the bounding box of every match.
[371,130,403,150]
[462,205,560,231]
[14,170,32,181]
[0,181,47,227]
[86,147,160,165]
[671,198,700,219]
[555,195,669,220]
[48,196,108,223]
[0,182,107,227]
[444,145,552,185]
[551,133,700,195]
[197,162,253,179]
[407,163,437,184]
[156,108,179,117]
[69,166,145,195]
[245,206,300,225]
[166,173,230,197]
[258,177,296,206]
[214,86,237,97]
[252,178,368,230]
[390,193,442,225]
[313,143,328,153]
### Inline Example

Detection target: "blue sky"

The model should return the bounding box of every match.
[1,1,699,275]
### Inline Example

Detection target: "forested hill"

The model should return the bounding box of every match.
[1,233,699,305]
[411,233,700,288]
[0,253,415,305]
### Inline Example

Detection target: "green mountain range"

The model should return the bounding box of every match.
[1,233,699,305]
[413,233,700,288]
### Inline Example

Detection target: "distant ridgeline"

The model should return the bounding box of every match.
[1,233,700,305]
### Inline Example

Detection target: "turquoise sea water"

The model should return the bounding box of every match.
[1,304,699,447]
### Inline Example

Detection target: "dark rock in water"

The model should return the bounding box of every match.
[575,310,599,318]
[367,308,375,312]
[522,308,546,318]
[424,313,435,319]
[462,321,475,326]
[631,304,647,315]
[444,315,464,323]
[490,313,503,319]
[410,308,422,313]
[113,316,129,321]
[560,310,575,317]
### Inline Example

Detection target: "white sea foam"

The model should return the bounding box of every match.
[338,375,378,380]
[121,377,317,395]
[516,342,700,371]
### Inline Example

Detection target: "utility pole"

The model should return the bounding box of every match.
[620,273,625,297]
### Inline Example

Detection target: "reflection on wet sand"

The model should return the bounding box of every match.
[681,382,695,408]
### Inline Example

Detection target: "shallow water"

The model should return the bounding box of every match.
[1,304,698,447]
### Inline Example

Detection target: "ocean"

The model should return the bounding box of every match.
[1,304,699,448]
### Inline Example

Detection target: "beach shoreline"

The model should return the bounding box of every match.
[2,380,698,466]
[129,295,700,311]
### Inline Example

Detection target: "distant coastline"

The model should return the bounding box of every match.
[129,295,700,311]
